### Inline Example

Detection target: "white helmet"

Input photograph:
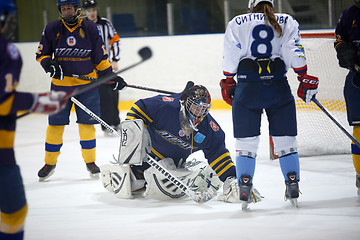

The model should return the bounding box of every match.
[248,0,274,11]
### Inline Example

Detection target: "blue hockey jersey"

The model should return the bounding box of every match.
[126,93,236,182]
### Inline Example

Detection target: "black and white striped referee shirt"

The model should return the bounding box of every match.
[94,16,120,62]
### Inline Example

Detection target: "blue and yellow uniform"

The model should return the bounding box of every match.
[335,3,360,181]
[36,17,112,168]
[0,36,32,239]
[126,93,236,182]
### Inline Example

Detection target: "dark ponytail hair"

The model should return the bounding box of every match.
[253,2,282,37]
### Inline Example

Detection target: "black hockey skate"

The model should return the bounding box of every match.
[86,162,100,179]
[285,172,300,207]
[38,164,56,182]
[239,175,253,210]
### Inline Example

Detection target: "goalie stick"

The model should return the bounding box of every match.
[71,93,215,203]
[17,46,152,119]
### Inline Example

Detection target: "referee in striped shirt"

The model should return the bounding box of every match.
[83,0,121,135]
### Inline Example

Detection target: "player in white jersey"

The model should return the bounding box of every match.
[83,0,122,135]
[220,0,319,207]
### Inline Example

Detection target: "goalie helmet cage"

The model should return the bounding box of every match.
[270,31,351,158]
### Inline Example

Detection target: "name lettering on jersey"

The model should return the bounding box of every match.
[157,130,192,150]
[55,48,92,58]
[162,96,174,102]
[235,13,288,26]
[194,132,206,143]
[66,36,76,47]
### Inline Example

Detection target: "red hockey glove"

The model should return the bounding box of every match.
[220,77,236,106]
[297,73,319,103]
[31,91,67,114]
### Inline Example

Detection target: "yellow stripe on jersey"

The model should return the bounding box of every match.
[62,19,83,33]
[51,76,92,87]
[216,160,235,177]
[151,147,165,159]
[132,105,153,123]
[0,129,15,148]
[0,204,28,234]
[95,59,112,71]
[0,94,14,116]
[36,55,51,64]
[209,152,231,168]
[125,115,149,128]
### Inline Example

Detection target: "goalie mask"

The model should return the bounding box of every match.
[179,85,211,136]
[0,0,17,41]
[248,0,274,11]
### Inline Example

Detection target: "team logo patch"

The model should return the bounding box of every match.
[210,121,219,131]
[66,36,76,46]
[162,96,174,102]
[179,129,185,137]
[7,43,19,60]
[194,132,206,143]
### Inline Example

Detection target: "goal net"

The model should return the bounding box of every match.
[285,32,351,156]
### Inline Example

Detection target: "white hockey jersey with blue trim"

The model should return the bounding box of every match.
[222,13,307,76]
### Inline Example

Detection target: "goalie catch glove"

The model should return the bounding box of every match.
[220,77,236,106]
[44,60,63,80]
[110,75,127,90]
[297,73,319,103]
[335,41,358,71]
[30,91,67,114]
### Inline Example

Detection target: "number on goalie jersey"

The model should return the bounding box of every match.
[125,85,236,184]
[221,0,314,206]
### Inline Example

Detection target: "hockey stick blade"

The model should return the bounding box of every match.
[17,47,152,119]
[312,97,360,148]
[126,84,175,95]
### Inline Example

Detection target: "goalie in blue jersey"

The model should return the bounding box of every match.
[100,84,262,203]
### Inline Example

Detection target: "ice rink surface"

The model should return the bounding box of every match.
[14,110,360,240]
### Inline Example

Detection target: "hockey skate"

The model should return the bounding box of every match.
[284,172,300,207]
[239,175,253,210]
[86,162,100,179]
[38,164,56,182]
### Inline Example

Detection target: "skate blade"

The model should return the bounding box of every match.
[89,172,100,180]
[38,169,55,182]
[290,198,298,207]
[241,201,249,210]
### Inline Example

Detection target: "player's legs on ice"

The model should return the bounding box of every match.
[0,164,28,239]
[352,126,360,195]
[78,124,99,179]
[38,125,65,181]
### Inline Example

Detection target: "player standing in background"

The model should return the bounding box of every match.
[334,0,360,196]
[83,0,122,135]
[220,0,319,207]
[0,1,67,238]
[36,0,126,181]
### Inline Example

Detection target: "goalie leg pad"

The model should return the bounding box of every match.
[117,119,151,165]
[272,136,297,157]
[100,164,139,199]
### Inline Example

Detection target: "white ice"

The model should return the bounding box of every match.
[14,110,360,240]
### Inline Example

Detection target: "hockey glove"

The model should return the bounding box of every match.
[44,60,64,80]
[31,91,67,114]
[110,75,127,90]
[335,41,357,71]
[297,73,319,103]
[220,77,236,106]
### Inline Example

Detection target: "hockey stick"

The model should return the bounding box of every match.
[17,47,152,119]
[312,97,360,149]
[71,95,214,203]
